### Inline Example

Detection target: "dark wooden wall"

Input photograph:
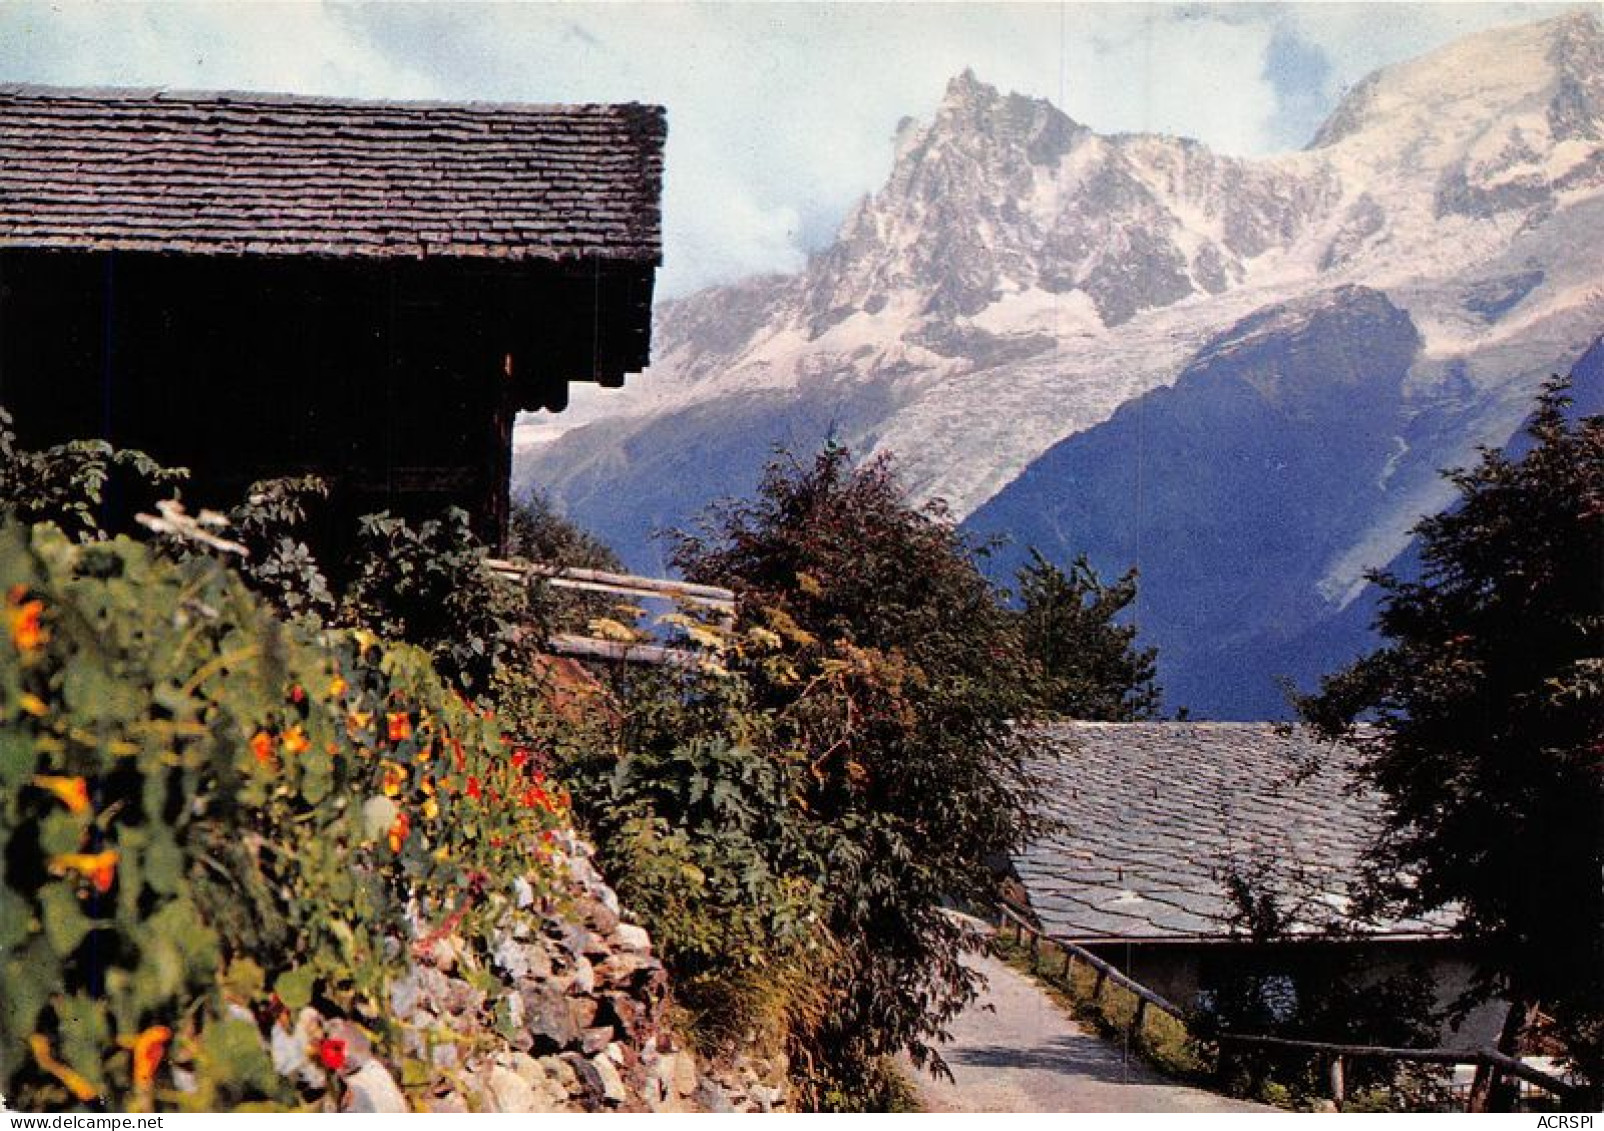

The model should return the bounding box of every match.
[0,249,652,553]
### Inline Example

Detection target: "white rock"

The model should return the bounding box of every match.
[342,1061,408,1113]
[591,1053,629,1105]
[613,923,651,953]
[486,1066,539,1112]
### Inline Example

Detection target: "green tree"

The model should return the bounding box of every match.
[1299,377,1603,1103]
[670,444,1044,1103]
[509,492,622,572]
[1015,549,1161,719]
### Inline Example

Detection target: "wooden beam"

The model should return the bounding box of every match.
[546,633,700,667]
[486,559,735,610]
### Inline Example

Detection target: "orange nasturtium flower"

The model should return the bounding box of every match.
[49,850,119,893]
[250,730,276,767]
[386,712,413,743]
[8,591,48,653]
[380,760,408,798]
[29,1034,98,1102]
[281,725,311,757]
[120,1025,172,1089]
[387,810,411,854]
[33,774,91,815]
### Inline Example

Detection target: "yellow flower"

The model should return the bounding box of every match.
[281,725,310,757]
[379,760,407,798]
[32,774,91,815]
[50,849,118,893]
[346,711,373,739]
[19,692,48,717]
[29,1034,98,1102]
[119,1025,172,1090]
[328,675,349,699]
[421,796,440,821]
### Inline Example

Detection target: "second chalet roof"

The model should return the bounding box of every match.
[1016,722,1457,943]
[0,85,664,262]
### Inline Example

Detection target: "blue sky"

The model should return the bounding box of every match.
[0,2,1575,295]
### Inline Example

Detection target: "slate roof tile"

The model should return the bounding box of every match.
[1016,722,1456,942]
[0,85,664,262]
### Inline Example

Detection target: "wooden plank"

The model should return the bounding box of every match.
[546,633,698,667]
[486,558,735,609]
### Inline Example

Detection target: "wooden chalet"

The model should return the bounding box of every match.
[0,85,665,549]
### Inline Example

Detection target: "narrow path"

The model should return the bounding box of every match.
[911,952,1273,1113]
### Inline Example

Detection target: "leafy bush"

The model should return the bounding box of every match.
[0,522,569,1111]
[0,408,187,543]
[1193,861,1443,1109]
[335,508,525,697]
[549,656,830,1058]
[667,444,1044,1101]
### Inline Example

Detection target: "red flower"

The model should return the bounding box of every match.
[387,712,413,743]
[289,684,306,704]
[317,1037,347,1072]
[466,775,482,801]
[250,730,276,768]
[510,747,529,770]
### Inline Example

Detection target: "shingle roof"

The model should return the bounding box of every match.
[1016,722,1455,942]
[0,85,664,262]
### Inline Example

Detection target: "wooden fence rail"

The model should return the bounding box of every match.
[485,558,736,666]
[995,903,1579,1109]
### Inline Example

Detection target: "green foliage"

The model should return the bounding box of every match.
[509,492,622,572]
[546,656,831,1058]
[0,407,187,543]
[338,509,519,695]
[222,476,336,623]
[1015,549,1161,720]
[0,522,569,1111]
[1299,377,1604,1094]
[667,444,1044,1095]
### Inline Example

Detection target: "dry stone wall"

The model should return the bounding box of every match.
[266,831,788,1112]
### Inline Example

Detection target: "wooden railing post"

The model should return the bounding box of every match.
[1329,1055,1346,1111]
[1131,998,1149,1043]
